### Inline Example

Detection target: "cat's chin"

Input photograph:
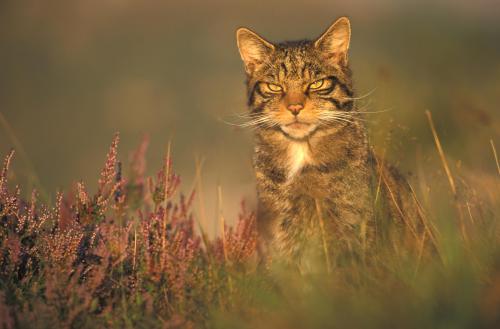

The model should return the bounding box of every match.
[280,123,317,140]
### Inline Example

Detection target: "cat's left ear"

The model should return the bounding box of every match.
[314,17,351,65]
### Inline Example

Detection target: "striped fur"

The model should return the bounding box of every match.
[236,17,425,268]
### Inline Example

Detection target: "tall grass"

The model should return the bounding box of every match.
[0,123,498,328]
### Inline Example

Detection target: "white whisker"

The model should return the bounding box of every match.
[219,113,276,128]
[230,112,258,119]
[340,88,377,101]
[319,117,355,125]
[318,113,357,124]
[320,111,366,122]
[356,108,393,114]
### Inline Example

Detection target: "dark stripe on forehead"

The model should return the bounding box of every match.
[300,64,308,77]
[262,70,279,81]
[284,52,301,77]
[280,63,288,77]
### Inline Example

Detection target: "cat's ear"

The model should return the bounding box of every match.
[314,17,351,65]
[236,27,275,74]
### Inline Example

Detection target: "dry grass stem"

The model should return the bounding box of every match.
[425,110,457,195]
[490,139,500,176]
[315,199,332,274]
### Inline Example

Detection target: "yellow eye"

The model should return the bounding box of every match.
[309,79,324,90]
[266,83,283,92]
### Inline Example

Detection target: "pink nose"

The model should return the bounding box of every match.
[287,104,304,116]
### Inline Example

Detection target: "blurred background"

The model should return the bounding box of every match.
[1,0,499,232]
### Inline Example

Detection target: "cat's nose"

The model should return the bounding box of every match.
[287,104,304,116]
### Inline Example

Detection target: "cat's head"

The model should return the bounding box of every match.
[236,17,354,140]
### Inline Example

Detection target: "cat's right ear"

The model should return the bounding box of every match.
[236,28,275,74]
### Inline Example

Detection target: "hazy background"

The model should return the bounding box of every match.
[1,0,499,232]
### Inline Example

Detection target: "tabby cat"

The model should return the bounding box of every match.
[236,17,425,268]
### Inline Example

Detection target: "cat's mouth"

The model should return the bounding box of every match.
[286,122,310,129]
[280,121,317,139]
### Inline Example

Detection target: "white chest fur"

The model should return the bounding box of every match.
[287,142,313,179]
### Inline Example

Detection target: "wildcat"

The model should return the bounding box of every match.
[236,17,426,268]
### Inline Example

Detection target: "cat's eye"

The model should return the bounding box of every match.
[309,79,325,90]
[266,83,283,93]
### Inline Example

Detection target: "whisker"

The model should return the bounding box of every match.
[340,88,377,101]
[240,117,277,128]
[218,118,251,127]
[319,117,356,125]
[320,111,365,120]
[231,113,259,119]
[355,108,393,114]
[226,111,264,120]
[319,110,371,123]
[228,110,255,116]
[219,114,275,128]
[243,119,279,131]
[318,114,358,124]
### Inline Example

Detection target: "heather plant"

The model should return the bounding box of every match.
[0,132,498,329]
[0,134,258,328]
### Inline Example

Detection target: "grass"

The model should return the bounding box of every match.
[0,114,499,328]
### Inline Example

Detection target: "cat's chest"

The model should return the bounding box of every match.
[286,142,314,179]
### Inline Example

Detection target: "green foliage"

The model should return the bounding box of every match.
[0,135,498,329]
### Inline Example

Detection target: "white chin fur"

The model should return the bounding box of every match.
[280,124,317,139]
